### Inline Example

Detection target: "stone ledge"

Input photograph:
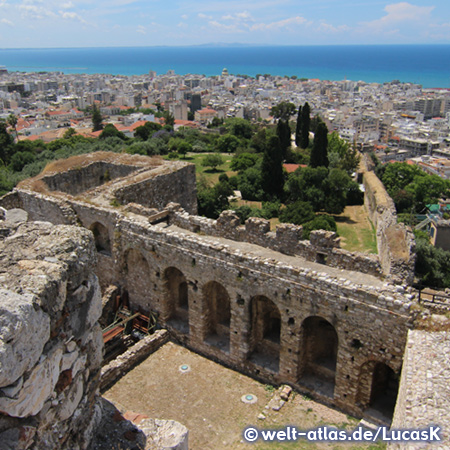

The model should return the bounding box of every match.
[100,330,169,391]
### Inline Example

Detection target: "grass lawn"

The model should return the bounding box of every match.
[171,152,237,185]
[335,205,377,254]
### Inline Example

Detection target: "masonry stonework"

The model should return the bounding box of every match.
[0,219,103,450]
[0,152,421,425]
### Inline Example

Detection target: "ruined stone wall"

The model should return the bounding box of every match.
[112,216,412,416]
[42,162,139,196]
[169,208,383,278]
[0,220,103,450]
[389,330,450,449]
[0,188,415,416]
[113,164,197,214]
[363,169,416,284]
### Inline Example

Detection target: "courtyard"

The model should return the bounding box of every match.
[104,341,385,450]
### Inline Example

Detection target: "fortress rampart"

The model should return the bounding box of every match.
[0,152,418,421]
[362,157,416,284]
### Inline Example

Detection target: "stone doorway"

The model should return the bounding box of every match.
[90,222,111,255]
[248,295,281,373]
[164,267,189,334]
[202,281,231,352]
[298,316,338,398]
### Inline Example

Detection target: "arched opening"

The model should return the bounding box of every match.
[299,316,338,396]
[202,281,231,352]
[369,363,399,420]
[248,295,281,373]
[125,248,154,312]
[164,267,189,334]
[90,222,111,255]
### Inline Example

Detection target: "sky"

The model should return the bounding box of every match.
[0,0,449,48]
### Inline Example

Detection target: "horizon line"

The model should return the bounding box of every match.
[1,43,450,51]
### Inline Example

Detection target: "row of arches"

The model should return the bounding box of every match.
[121,250,399,418]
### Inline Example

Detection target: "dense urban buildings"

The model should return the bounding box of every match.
[1,69,450,173]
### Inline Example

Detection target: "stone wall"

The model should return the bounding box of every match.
[362,167,416,284]
[0,154,420,421]
[100,330,169,391]
[0,220,103,450]
[389,330,450,449]
[42,162,139,196]
[113,163,197,214]
[168,207,383,278]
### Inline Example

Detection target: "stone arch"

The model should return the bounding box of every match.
[89,222,111,255]
[163,266,189,333]
[299,316,338,389]
[124,248,154,311]
[202,281,231,352]
[357,360,400,419]
[248,295,281,372]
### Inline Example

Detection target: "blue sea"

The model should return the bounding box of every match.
[0,45,450,88]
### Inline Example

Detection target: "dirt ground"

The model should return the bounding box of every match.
[104,342,385,450]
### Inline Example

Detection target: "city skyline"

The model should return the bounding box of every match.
[0,1,449,49]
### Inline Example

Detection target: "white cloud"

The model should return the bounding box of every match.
[60,1,75,9]
[222,11,252,21]
[318,22,350,33]
[19,4,57,19]
[137,25,146,34]
[198,13,212,20]
[1,18,14,26]
[59,11,87,23]
[365,2,435,29]
[251,16,308,31]
[208,20,245,33]
[181,14,188,20]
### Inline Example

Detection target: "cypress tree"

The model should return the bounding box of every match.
[261,135,284,200]
[92,105,103,132]
[276,119,291,160]
[295,105,302,147]
[300,102,311,149]
[310,122,329,168]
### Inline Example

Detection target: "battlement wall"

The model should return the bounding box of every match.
[169,207,383,278]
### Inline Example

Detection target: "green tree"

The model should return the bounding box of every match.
[224,118,252,139]
[63,127,76,139]
[216,134,241,153]
[286,166,354,215]
[134,121,162,140]
[276,119,291,160]
[230,152,260,172]
[295,105,302,147]
[327,131,360,174]
[300,103,311,149]
[92,105,103,132]
[302,215,337,239]
[201,153,224,171]
[0,121,14,165]
[163,111,175,129]
[310,122,329,168]
[168,137,192,158]
[7,114,18,140]
[99,124,127,141]
[197,176,233,219]
[415,231,450,288]
[261,135,284,200]
[279,201,315,225]
[271,102,296,121]
[237,167,264,201]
